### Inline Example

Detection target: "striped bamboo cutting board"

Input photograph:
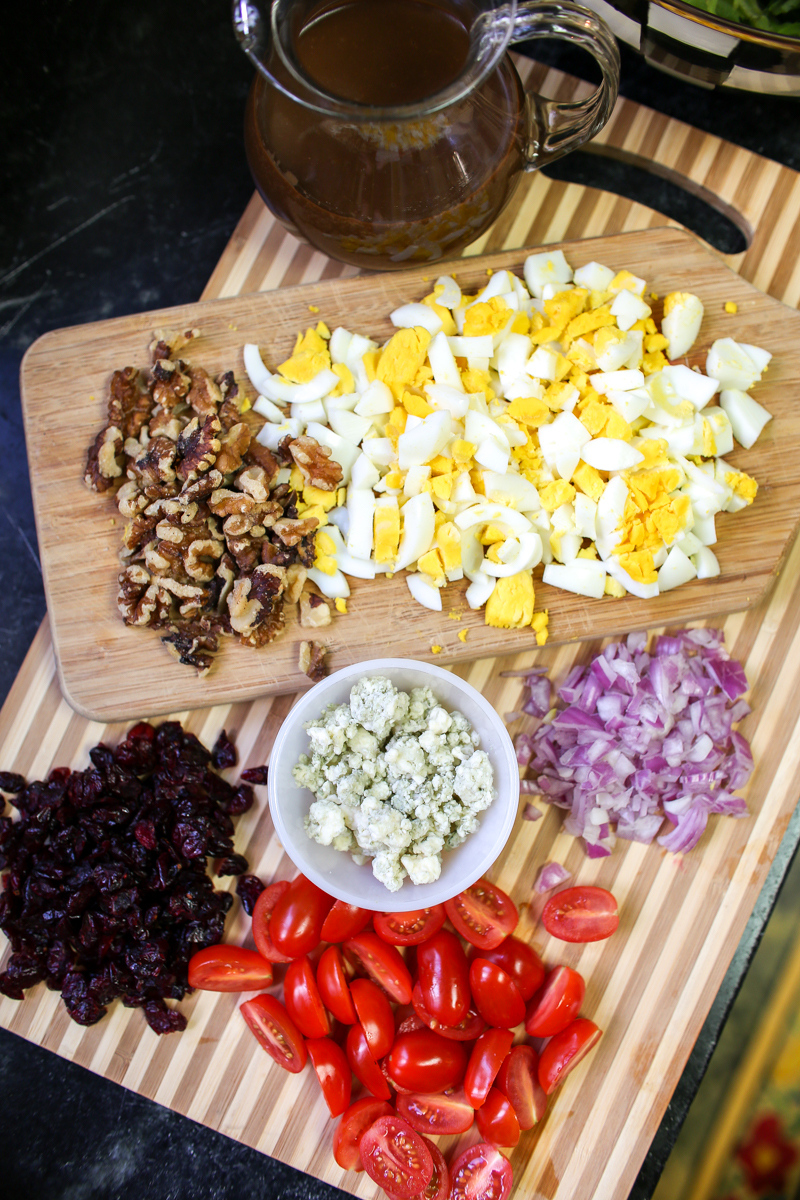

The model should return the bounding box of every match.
[4,61,800,1200]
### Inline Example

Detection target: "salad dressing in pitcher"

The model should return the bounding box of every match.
[235,0,620,268]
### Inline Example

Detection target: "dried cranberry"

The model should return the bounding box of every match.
[144,1000,187,1035]
[0,772,25,793]
[211,730,237,771]
[235,874,265,916]
[240,766,269,785]
[134,819,157,850]
[215,853,248,877]
[226,785,254,815]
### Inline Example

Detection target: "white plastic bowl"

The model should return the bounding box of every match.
[268,658,519,911]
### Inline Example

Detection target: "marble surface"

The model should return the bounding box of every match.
[1,2,799,1197]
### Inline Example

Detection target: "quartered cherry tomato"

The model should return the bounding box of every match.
[251,881,292,963]
[346,1022,392,1100]
[283,955,331,1038]
[464,1027,514,1109]
[396,1087,475,1137]
[344,932,413,1004]
[386,1030,467,1093]
[320,900,372,943]
[333,1097,394,1171]
[360,1115,433,1199]
[351,977,395,1059]
[538,1018,602,1094]
[271,874,335,957]
[240,994,307,1073]
[188,945,273,992]
[396,1005,427,1037]
[475,1088,521,1148]
[541,886,619,943]
[468,959,526,1029]
[525,965,585,1038]
[411,983,487,1042]
[416,929,470,1028]
[444,880,518,951]
[413,1137,449,1200]
[449,1142,513,1200]
[495,1045,547,1130]
[373,906,446,946]
[306,1036,351,1116]
[468,936,545,1002]
[317,945,357,1024]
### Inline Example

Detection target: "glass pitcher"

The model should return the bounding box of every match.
[233,0,620,270]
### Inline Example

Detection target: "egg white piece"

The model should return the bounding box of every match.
[403,465,431,497]
[329,327,354,364]
[252,395,285,423]
[326,392,361,414]
[475,437,510,474]
[573,261,615,292]
[692,546,721,578]
[606,557,660,599]
[406,572,443,612]
[482,531,543,577]
[243,343,282,400]
[292,397,328,424]
[574,493,598,540]
[327,407,372,445]
[354,380,394,417]
[256,417,303,450]
[482,471,541,511]
[435,275,461,309]
[606,387,650,424]
[305,420,360,482]
[524,250,573,299]
[465,571,497,609]
[610,289,651,332]
[455,502,532,536]
[360,437,394,467]
[581,438,644,472]
[719,387,773,448]
[706,338,766,391]
[658,545,697,591]
[662,293,703,360]
[350,452,381,490]
[307,567,351,599]
[591,369,645,395]
[538,411,591,474]
[390,303,443,336]
[395,492,436,571]
[543,558,607,599]
[428,331,464,391]
[397,411,452,470]
[662,364,719,409]
[527,346,559,382]
[424,382,470,419]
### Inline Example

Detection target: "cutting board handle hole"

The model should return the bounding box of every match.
[541,144,750,256]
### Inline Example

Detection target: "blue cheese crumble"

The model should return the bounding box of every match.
[293,676,496,891]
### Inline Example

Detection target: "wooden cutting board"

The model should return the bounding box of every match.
[4,61,800,1200]
[19,71,800,724]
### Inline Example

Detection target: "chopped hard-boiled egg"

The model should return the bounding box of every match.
[243,251,771,637]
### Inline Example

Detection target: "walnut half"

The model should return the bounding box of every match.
[299,640,328,682]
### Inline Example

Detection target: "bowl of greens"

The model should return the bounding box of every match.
[584,0,800,92]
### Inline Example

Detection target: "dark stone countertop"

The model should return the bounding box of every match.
[1,2,798,1197]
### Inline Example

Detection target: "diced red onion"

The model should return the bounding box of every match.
[523,802,543,821]
[513,629,753,857]
[534,861,571,893]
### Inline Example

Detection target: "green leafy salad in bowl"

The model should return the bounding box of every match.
[685,0,800,37]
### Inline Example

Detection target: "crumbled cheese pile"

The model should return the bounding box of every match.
[294,676,495,891]
[244,252,773,627]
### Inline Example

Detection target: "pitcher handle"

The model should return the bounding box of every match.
[510,1,620,171]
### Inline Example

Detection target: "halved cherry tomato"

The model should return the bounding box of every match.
[449,1142,513,1200]
[306,1036,351,1116]
[396,1004,427,1037]
[240,994,307,1073]
[344,932,413,1004]
[525,965,585,1038]
[464,1028,514,1109]
[495,1045,547,1130]
[360,1115,433,1199]
[416,929,470,1028]
[188,945,273,992]
[468,936,545,1002]
[321,900,372,943]
[373,906,446,946]
[283,955,331,1038]
[475,1088,521,1148]
[541,886,619,943]
[251,880,292,963]
[351,977,395,1059]
[396,1087,475,1137]
[412,1137,449,1200]
[271,874,335,957]
[346,1022,392,1100]
[538,1017,602,1094]
[333,1097,394,1171]
[317,945,357,1024]
[411,982,487,1042]
[387,1030,467,1093]
[469,959,526,1029]
[444,880,518,951]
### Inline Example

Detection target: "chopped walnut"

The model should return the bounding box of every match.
[299,640,328,681]
[88,333,338,673]
[289,435,342,491]
[176,414,221,482]
[216,423,251,476]
[273,516,319,546]
[84,426,124,492]
[299,589,331,628]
